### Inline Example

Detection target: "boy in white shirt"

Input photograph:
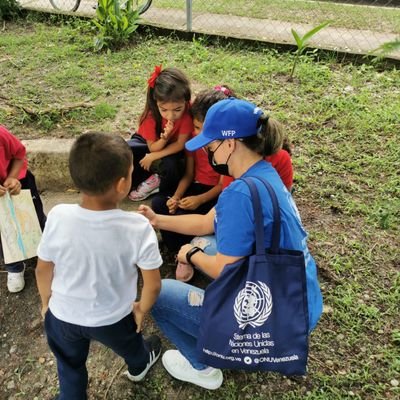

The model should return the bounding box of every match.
[36,133,162,400]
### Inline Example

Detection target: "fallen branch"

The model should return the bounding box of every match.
[104,361,125,400]
[0,95,95,117]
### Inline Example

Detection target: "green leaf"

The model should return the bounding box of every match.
[291,29,303,50]
[302,21,330,46]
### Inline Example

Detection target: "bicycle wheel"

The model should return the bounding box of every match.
[135,0,152,15]
[49,0,81,12]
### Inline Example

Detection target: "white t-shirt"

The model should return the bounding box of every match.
[37,204,162,327]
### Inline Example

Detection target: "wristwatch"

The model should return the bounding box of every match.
[186,246,204,265]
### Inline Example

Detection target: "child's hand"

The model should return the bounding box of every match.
[41,305,48,319]
[179,196,202,211]
[138,205,158,227]
[3,177,21,195]
[166,196,179,214]
[160,120,174,141]
[133,302,145,332]
[0,185,6,197]
[139,153,156,171]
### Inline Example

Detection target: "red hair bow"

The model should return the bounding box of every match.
[148,64,162,88]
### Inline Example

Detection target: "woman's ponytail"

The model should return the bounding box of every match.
[242,114,284,157]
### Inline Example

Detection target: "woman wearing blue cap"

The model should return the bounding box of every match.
[139,98,323,390]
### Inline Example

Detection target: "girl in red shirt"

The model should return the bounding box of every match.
[151,88,235,254]
[128,66,193,201]
[0,125,46,293]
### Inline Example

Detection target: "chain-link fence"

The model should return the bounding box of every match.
[18,0,400,58]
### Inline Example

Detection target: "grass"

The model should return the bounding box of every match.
[153,0,400,33]
[0,16,400,399]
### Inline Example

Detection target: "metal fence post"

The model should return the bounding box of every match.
[186,0,193,32]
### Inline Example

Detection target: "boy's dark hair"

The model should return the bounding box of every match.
[191,86,236,122]
[69,133,132,195]
[139,67,191,137]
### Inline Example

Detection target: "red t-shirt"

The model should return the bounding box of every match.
[0,125,28,183]
[221,149,293,190]
[137,104,193,143]
[187,147,220,186]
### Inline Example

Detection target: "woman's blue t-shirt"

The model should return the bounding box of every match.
[214,160,323,330]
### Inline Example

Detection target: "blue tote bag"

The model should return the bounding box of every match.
[196,177,309,375]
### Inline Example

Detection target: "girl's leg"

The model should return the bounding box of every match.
[20,170,46,230]
[0,242,25,292]
[127,136,152,189]
[158,153,185,196]
[151,279,207,370]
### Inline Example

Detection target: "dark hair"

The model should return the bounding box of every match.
[139,67,191,137]
[241,115,285,157]
[191,85,236,122]
[69,133,132,195]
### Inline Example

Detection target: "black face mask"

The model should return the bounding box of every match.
[207,141,232,176]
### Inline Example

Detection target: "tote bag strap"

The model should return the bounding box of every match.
[241,177,281,255]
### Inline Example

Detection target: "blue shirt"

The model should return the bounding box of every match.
[215,160,323,330]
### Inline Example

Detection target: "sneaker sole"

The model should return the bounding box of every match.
[162,353,223,390]
[128,187,160,202]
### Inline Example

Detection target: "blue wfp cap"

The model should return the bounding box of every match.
[185,98,264,152]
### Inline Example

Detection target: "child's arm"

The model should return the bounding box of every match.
[179,179,223,211]
[139,133,190,171]
[133,268,161,332]
[147,120,174,152]
[35,258,55,318]
[2,159,24,195]
[167,156,194,214]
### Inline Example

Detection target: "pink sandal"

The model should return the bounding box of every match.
[175,261,194,282]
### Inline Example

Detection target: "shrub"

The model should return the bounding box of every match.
[0,0,24,21]
[92,0,141,51]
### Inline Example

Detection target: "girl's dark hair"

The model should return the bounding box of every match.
[139,67,191,137]
[241,115,285,157]
[69,133,132,195]
[191,85,236,122]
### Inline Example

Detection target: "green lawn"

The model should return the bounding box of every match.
[153,0,400,33]
[0,18,399,399]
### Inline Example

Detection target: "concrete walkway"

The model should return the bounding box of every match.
[21,139,147,212]
[18,1,400,59]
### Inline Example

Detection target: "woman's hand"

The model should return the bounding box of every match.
[3,177,21,195]
[177,244,194,264]
[139,153,156,171]
[179,196,202,211]
[138,204,158,227]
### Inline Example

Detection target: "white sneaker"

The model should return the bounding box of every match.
[7,267,25,293]
[162,350,223,390]
[123,335,161,382]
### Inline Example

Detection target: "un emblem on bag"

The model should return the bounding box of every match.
[234,281,273,329]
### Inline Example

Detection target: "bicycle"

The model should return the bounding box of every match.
[49,0,152,14]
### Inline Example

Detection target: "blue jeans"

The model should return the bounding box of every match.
[151,279,207,370]
[191,235,217,256]
[45,310,149,400]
